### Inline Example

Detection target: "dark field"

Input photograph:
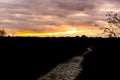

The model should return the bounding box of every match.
[0,37,120,80]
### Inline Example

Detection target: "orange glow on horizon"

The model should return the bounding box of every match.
[14,25,102,37]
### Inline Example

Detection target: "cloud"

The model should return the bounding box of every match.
[0,0,119,36]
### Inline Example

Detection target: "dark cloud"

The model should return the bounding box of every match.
[0,0,119,35]
[53,0,95,11]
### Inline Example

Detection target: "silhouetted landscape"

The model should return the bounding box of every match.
[0,37,120,80]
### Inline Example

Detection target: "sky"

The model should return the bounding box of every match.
[0,0,120,37]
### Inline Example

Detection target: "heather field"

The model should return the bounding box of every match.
[0,37,120,80]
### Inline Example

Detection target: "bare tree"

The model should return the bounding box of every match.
[0,29,6,36]
[100,12,120,37]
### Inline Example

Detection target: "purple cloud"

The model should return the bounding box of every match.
[0,0,119,35]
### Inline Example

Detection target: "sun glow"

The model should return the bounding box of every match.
[15,28,79,37]
[14,25,102,37]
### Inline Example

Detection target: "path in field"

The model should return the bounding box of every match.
[37,47,92,80]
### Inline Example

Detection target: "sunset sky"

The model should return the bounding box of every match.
[0,0,120,37]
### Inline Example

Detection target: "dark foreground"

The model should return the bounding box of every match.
[0,37,120,80]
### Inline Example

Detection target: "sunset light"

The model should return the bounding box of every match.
[0,1,119,80]
[0,0,119,37]
[15,25,102,37]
